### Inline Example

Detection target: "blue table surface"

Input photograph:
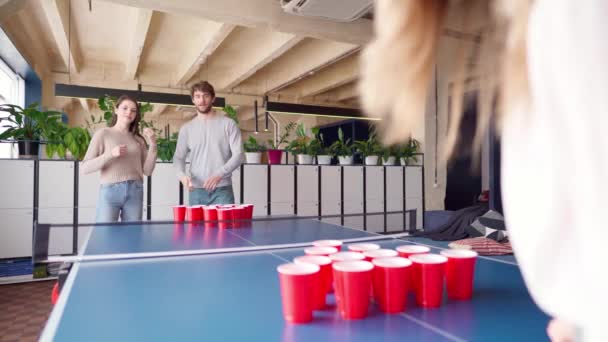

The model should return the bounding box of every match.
[83,219,376,256]
[44,238,548,342]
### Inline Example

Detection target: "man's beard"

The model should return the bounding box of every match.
[198,104,212,114]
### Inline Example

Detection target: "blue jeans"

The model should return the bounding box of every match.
[96,180,144,222]
[189,185,235,206]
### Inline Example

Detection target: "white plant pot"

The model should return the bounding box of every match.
[382,156,396,166]
[245,152,262,164]
[365,155,379,165]
[317,155,332,165]
[297,154,313,165]
[400,157,408,166]
[338,156,353,165]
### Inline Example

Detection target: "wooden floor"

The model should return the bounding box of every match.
[0,280,54,342]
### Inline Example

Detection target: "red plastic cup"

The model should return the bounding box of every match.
[440,249,478,300]
[409,254,447,308]
[277,263,320,323]
[372,257,412,313]
[186,206,203,222]
[203,205,218,221]
[232,206,246,228]
[51,282,59,305]
[294,255,332,310]
[332,260,374,319]
[348,243,381,253]
[243,204,254,219]
[217,208,233,229]
[173,205,186,222]
[328,252,365,263]
[396,245,430,258]
[313,240,343,251]
[362,249,398,262]
[304,246,338,257]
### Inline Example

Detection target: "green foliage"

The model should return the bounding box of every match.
[398,138,421,164]
[157,132,178,162]
[267,121,296,150]
[286,123,321,155]
[381,145,400,162]
[0,103,63,141]
[328,127,353,157]
[223,105,239,124]
[244,136,266,153]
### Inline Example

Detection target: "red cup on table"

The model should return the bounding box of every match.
[203,205,218,220]
[396,245,430,258]
[304,246,338,257]
[232,206,246,228]
[409,254,447,308]
[217,207,233,229]
[277,263,320,324]
[348,243,381,253]
[186,206,203,222]
[312,239,343,251]
[440,249,478,300]
[328,251,365,263]
[372,257,412,313]
[362,249,398,262]
[332,260,374,319]
[242,204,254,219]
[294,255,332,310]
[173,205,186,222]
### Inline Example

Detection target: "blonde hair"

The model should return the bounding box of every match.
[359,0,531,160]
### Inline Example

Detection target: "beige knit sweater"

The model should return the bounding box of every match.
[81,127,157,184]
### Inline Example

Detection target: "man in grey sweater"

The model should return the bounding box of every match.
[173,81,243,205]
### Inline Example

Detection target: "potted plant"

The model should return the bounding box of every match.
[354,131,382,165]
[0,103,64,157]
[286,123,315,165]
[267,121,296,165]
[329,127,353,165]
[312,128,332,165]
[156,132,178,162]
[381,145,399,166]
[399,138,421,165]
[243,135,266,164]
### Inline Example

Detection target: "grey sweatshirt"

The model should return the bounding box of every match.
[173,112,243,188]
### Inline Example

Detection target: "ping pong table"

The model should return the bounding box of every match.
[38,217,549,341]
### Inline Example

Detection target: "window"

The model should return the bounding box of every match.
[0,58,25,158]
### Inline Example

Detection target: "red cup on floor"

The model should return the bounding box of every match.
[294,255,332,310]
[277,263,320,323]
[173,205,186,222]
[372,257,412,313]
[440,249,478,300]
[396,245,430,258]
[304,246,338,257]
[217,208,233,229]
[348,243,381,253]
[186,206,203,222]
[333,260,374,319]
[363,249,398,262]
[409,254,447,308]
[313,240,343,251]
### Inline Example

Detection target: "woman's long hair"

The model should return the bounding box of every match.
[110,95,144,141]
[359,0,531,160]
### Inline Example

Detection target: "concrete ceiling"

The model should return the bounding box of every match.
[0,0,372,114]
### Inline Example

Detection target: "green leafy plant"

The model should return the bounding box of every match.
[267,121,296,150]
[244,136,266,153]
[156,132,178,162]
[353,131,382,157]
[0,103,63,142]
[381,145,400,162]
[90,95,155,131]
[287,123,316,155]
[223,105,239,124]
[328,127,353,157]
[398,138,421,164]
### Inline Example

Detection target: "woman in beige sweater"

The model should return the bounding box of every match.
[81,95,157,222]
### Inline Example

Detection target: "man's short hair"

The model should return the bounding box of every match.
[190,81,215,98]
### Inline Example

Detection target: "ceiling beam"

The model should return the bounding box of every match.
[217,34,303,90]
[174,22,235,85]
[333,82,359,102]
[125,9,153,80]
[147,104,168,118]
[40,0,81,73]
[286,54,359,98]
[99,0,372,45]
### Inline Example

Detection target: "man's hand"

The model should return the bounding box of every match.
[180,176,193,192]
[203,175,222,192]
[112,144,127,157]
